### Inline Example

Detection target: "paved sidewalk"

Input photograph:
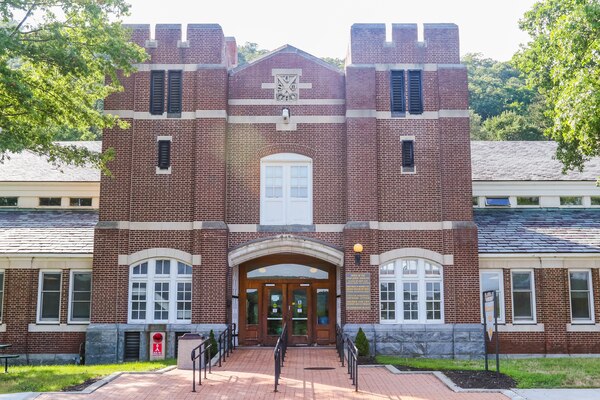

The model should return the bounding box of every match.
[35,347,509,400]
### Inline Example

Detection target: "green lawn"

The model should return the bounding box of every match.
[376,355,600,388]
[0,359,176,394]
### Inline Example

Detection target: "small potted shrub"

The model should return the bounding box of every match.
[355,327,371,364]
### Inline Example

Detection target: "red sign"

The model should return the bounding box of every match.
[152,342,163,356]
[149,331,166,360]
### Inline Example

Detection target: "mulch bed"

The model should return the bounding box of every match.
[62,378,100,392]
[357,356,378,365]
[391,365,516,390]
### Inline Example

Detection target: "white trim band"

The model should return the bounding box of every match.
[228,99,345,106]
[28,324,88,332]
[346,110,469,119]
[104,110,227,119]
[498,323,545,333]
[228,115,345,124]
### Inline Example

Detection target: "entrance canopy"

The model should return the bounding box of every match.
[228,235,344,267]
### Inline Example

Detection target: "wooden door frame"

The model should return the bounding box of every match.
[237,254,337,346]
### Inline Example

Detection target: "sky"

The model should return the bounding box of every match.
[122,0,539,62]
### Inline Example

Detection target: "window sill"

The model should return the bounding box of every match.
[567,323,600,332]
[498,323,544,333]
[156,166,172,175]
[28,324,88,332]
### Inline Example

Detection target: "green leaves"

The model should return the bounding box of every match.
[0,0,147,174]
[514,0,600,173]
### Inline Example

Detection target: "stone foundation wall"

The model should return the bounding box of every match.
[344,323,484,359]
[86,323,226,364]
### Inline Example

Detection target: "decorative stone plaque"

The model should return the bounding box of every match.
[275,74,299,101]
[346,272,371,310]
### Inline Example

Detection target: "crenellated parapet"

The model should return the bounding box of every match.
[349,23,460,64]
[123,23,235,66]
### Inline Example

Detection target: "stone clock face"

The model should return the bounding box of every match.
[275,74,299,101]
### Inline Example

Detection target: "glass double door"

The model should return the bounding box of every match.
[264,283,310,346]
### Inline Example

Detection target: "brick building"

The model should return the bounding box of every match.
[0,23,599,364]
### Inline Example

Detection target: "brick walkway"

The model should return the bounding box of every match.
[37,348,510,399]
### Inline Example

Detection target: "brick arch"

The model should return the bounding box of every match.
[257,143,316,159]
[228,234,344,267]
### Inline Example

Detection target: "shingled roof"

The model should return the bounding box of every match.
[475,208,600,253]
[0,210,97,254]
[0,142,101,182]
[471,141,600,181]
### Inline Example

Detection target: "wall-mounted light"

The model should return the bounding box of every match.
[353,243,363,266]
[282,107,290,124]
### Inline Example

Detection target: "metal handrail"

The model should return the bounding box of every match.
[191,339,212,392]
[344,336,359,392]
[274,323,288,392]
[217,323,237,367]
[335,324,344,367]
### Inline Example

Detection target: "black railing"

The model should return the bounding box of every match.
[217,323,237,367]
[191,339,212,392]
[335,324,345,367]
[274,323,288,392]
[345,336,358,392]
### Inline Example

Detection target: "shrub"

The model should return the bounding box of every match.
[205,329,219,362]
[355,327,370,357]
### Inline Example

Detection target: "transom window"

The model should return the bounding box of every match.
[260,153,312,225]
[129,259,192,323]
[379,258,443,324]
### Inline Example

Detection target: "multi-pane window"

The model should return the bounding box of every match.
[0,271,4,322]
[517,197,539,206]
[0,197,18,207]
[69,198,92,207]
[39,197,61,207]
[561,196,583,206]
[290,166,308,198]
[260,153,312,225]
[129,259,192,323]
[480,270,505,322]
[69,272,92,323]
[265,166,283,198]
[569,270,594,323]
[511,271,535,323]
[379,258,443,324]
[380,282,396,321]
[38,272,62,322]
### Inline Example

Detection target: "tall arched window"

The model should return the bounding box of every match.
[379,258,443,324]
[129,259,192,323]
[260,153,313,225]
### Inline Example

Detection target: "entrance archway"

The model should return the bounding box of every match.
[229,236,343,346]
[238,254,337,346]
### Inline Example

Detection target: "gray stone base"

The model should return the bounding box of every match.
[5,353,79,366]
[85,323,227,365]
[343,323,484,359]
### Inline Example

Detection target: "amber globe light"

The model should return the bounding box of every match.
[353,243,363,253]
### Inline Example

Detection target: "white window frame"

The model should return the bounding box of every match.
[68,270,92,324]
[379,258,444,324]
[479,270,505,324]
[37,270,63,324]
[128,259,193,324]
[260,153,313,225]
[568,269,595,324]
[0,270,4,323]
[510,269,536,324]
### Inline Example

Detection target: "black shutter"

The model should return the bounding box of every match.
[408,70,423,114]
[167,70,182,115]
[150,71,165,115]
[390,70,405,113]
[124,332,140,361]
[157,140,171,169]
[402,140,414,168]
